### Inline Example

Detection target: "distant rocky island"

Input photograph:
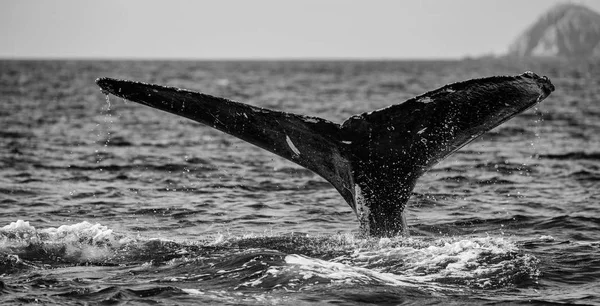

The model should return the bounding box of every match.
[508,3,600,58]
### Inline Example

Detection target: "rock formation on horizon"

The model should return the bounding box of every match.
[508,3,600,58]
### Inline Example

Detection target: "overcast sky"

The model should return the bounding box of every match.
[1,0,598,59]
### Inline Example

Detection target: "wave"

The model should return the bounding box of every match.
[539,152,600,161]
[0,220,540,292]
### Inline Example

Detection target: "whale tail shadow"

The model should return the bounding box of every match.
[96,72,554,237]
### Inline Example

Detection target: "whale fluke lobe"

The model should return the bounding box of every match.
[95,78,355,208]
[96,72,554,237]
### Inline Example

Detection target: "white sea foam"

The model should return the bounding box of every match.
[228,234,529,291]
[2,220,36,231]
[331,236,536,289]
[285,254,415,287]
[231,234,534,290]
[0,220,538,290]
[0,220,132,262]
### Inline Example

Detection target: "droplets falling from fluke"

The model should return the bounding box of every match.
[103,94,113,148]
[92,92,117,172]
[105,92,111,110]
[531,106,544,153]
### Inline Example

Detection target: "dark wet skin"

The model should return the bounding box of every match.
[96,72,554,237]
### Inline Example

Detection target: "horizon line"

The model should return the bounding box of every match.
[0,55,504,62]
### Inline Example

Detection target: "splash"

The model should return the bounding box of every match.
[0,220,132,264]
[336,236,539,289]
[2,220,36,231]
[206,233,539,291]
[0,221,540,292]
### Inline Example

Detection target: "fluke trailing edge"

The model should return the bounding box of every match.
[96,72,555,237]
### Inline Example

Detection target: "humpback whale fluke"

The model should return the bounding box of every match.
[96,72,554,237]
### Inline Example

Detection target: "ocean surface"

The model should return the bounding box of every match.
[0,59,599,305]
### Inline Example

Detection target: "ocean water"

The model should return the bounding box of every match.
[0,59,599,305]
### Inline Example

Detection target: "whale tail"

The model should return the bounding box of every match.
[96,72,554,237]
